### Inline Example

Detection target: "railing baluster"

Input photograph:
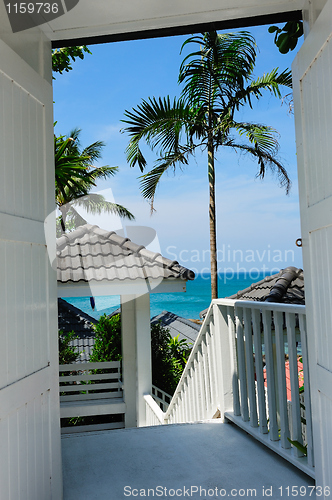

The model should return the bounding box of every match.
[185,371,192,422]
[176,394,181,423]
[179,388,185,423]
[286,312,303,457]
[252,308,268,434]
[243,308,258,427]
[207,320,218,408]
[299,313,314,467]
[183,378,189,423]
[197,345,207,419]
[274,311,291,449]
[177,390,182,423]
[235,306,249,422]
[227,306,240,416]
[201,334,211,414]
[181,389,185,423]
[213,304,226,415]
[262,309,279,441]
[190,364,198,422]
[194,355,203,420]
[205,327,215,409]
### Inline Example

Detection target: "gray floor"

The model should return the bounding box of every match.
[62,421,315,500]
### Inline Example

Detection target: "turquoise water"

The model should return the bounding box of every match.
[63,272,270,320]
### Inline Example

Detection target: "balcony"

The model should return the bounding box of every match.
[61,299,315,498]
[62,421,314,500]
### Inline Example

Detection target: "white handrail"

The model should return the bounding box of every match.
[164,301,222,423]
[144,395,166,426]
[151,385,172,411]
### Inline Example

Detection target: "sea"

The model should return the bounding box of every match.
[63,271,270,321]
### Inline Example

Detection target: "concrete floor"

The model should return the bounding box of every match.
[62,421,315,500]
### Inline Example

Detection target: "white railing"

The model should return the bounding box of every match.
[144,395,166,426]
[59,361,125,433]
[164,302,226,424]
[152,385,172,412]
[158,299,314,478]
[223,300,314,478]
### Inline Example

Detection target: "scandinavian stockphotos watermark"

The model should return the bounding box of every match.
[44,191,165,303]
[165,244,296,281]
[4,0,79,33]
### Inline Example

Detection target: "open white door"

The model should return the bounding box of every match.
[0,25,62,500]
[293,0,332,491]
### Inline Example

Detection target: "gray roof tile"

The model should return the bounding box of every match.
[228,267,304,304]
[57,224,195,284]
[199,267,305,318]
[58,298,97,363]
[151,310,200,344]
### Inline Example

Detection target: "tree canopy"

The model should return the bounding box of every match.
[55,128,134,233]
[52,46,91,77]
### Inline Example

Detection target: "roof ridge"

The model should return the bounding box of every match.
[227,271,282,300]
[264,267,301,303]
[58,298,98,324]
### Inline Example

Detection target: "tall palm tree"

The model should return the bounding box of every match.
[55,128,134,233]
[122,31,292,299]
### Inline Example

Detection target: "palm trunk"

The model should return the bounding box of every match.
[60,216,66,233]
[208,136,218,299]
[60,206,67,233]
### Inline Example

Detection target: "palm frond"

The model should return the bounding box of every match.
[55,128,133,221]
[122,96,195,171]
[223,122,291,193]
[231,69,293,110]
[72,193,135,220]
[139,143,198,206]
[179,31,257,107]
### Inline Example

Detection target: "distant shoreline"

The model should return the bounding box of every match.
[61,271,275,321]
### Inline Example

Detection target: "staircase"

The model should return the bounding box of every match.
[62,298,316,499]
[146,299,314,478]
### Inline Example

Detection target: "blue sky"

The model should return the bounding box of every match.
[53,25,303,274]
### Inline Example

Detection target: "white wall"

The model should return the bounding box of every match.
[293,0,332,492]
[0,9,62,499]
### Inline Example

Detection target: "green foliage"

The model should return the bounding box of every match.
[58,330,80,364]
[122,31,292,198]
[268,21,303,54]
[287,437,307,456]
[89,314,191,394]
[52,46,91,77]
[90,314,122,363]
[151,322,192,394]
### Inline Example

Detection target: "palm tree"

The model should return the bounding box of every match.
[122,31,292,299]
[55,128,134,233]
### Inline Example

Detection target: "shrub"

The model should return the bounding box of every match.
[89,314,191,394]
[90,313,122,362]
[151,322,191,394]
[58,329,80,364]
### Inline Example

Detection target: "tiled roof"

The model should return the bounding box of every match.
[228,267,304,305]
[151,310,200,345]
[110,308,200,344]
[58,298,97,363]
[57,224,195,284]
[199,267,304,318]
